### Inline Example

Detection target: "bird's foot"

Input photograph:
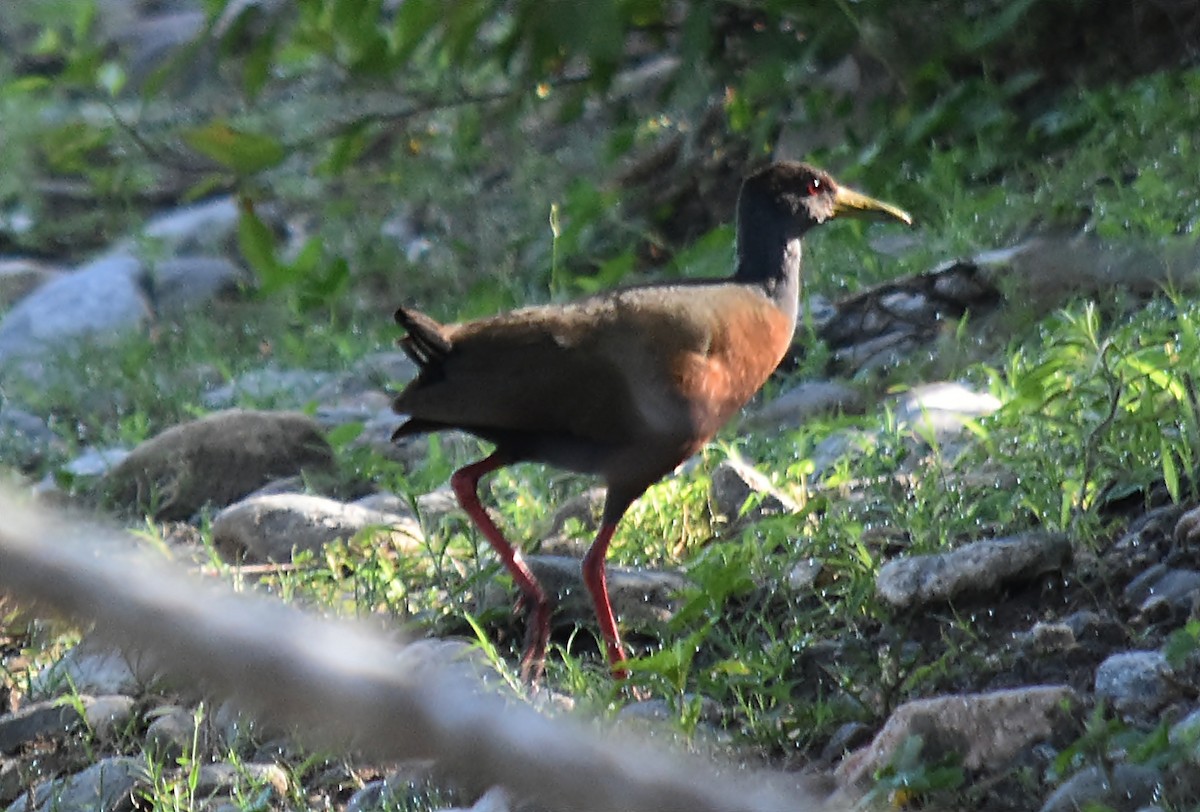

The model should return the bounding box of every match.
[516,592,552,685]
[518,645,546,685]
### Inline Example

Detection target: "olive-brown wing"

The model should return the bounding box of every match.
[393,283,791,446]
[393,302,661,445]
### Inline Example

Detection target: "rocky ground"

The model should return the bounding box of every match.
[3,182,1200,812]
[2,3,1200,812]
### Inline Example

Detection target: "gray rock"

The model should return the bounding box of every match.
[373,425,477,470]
[1107,505,1185,569]
[0,695,136,752]
[547,487,606,537]
[353,350,418,388]
[746,380,865,430]
[0,259,61,311]
[62,447,130,478]
[312,371,389,404]
[0,759,19,806]
[986,234,1200,311]
[192,762,289,799]
[1039,763,1160,812]
[0,254,149,370]
[876,532,1071,609]
[352,491,417,517]
[415,486,462,526]
[438,786,512,812]
[803,294,838,331]
[102,409,334,520]
[393,639,496,685]
[1095,651,1172,717]
[346,781,391,812]
[1125,566,1200,614]
[313,391,394,430]
[1019,621,1077,655]
[114,11,207,90]
[151,256,246,315]
[833,330,916,375]
[617,695,722,725]
[1174,504,1200,548]
[1062,610,1126,647]
[837,685,1078,790]
[211,492,424,563]
[5,756,147,812]
[31,638,145,699]
[515,555,688,631]
[209,699,289,758]
[710,454,798,529]
[202,367,342,410]
[128,197,239,256]
[809,428,879,477]
[240,474,307,499]
[787,557,824,592]
[820,721,873,764]
[1170,707,1200,763]
[0,701,78,755]
[932,262,1000,301]
[82,695,136,743]
[351,410,409,458]
[344,765,442,812]
[0,408,62,470]
[878,290,936,321]
[144,706,197,762]
[1123,563,1169,604]
[353,487,457,531]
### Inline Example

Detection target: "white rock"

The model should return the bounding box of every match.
[211,492,424,563]
[130,196,238,254]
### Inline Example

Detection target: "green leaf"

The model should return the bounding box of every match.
[1164,621,1200,669]
[392,0,442,63]
[236,201,285,290]
[3,75,52,96]
[710,658,752,676]
[184,121,286,175]
[290,236,324,276]
[297,257,350,311]
[325,421,364,448]
[1161,437,1180,503]
[183,173,231,203]
[242,28,278,100]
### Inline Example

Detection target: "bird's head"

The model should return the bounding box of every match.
[742,161,913,233]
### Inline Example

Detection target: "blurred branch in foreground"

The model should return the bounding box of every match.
[0,487,827,812]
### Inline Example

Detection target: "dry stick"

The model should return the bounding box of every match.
[0,490,827,812]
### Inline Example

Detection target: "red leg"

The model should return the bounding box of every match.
[451,454,550,684]
[581,521,627,678]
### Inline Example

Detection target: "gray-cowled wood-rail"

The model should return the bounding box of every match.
[392,161,912,682]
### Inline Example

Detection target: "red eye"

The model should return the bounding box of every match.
[806,177,822,196]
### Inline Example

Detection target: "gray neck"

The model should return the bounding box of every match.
[733,197,803,328]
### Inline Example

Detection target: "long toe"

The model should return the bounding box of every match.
[518,595,552,684]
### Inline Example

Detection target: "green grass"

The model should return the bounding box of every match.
[4,8,1200,805]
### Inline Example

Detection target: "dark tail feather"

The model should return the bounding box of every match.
[395,306,452,369]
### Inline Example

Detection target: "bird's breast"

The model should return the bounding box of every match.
[676,296,794,441]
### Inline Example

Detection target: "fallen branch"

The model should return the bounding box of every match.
[0,488,828,812]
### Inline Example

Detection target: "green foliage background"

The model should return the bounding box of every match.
[2,2,1200,808]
